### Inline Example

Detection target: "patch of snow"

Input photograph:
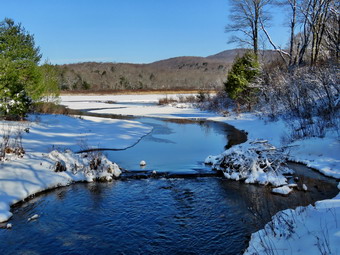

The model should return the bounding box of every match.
[302,184,308,191]
[288,183,298,188]
[288,135,340,179]
[28,214,39,222]
[272,185,293,195]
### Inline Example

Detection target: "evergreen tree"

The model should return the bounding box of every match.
[0,56,31,119]
[224,52,260,110]
[0,18,51,119]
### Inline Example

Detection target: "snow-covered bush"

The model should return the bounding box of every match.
[260,65,340,141]
[197,90,234,114]
[49,150,121,182]
[0,89,32,120]
[205,140,293,186]
[0,123,25,161]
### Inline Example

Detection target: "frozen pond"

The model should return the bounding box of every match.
[0,116,338,254]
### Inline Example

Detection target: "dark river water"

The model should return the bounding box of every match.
[0,117,338,255]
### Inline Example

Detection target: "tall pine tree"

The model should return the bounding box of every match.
[0,18,41,119]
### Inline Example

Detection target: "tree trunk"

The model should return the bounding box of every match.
[289,0,297,66]
[254,1,259,58]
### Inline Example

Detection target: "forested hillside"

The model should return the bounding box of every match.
[57,49,279,91]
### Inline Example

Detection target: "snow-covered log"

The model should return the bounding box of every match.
[205,140,294,186]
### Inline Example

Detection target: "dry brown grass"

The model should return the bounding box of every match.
[61,89,217,96]
[32,102,70,115]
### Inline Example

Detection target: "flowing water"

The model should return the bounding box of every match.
[0,116,338,255]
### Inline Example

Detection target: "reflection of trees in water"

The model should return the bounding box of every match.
[198,121,212,137]
[217,175,338,230]
[85,182,116,209]
[56,189,68,201]
[197,120,247,149]
[221,124,247,150]
[225,130,247,150]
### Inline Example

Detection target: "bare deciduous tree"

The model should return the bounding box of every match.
[323,2,340,61]
[225,0,273,57]
[296,0,335,65]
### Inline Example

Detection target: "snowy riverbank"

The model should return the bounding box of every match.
[1,94,339,253]
[60,94,340,254]
[0,114,152,223]
[60,94,340,179]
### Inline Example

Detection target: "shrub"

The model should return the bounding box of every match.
[260,64,340,141]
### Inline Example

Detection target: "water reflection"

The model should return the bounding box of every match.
[106,117,246,174]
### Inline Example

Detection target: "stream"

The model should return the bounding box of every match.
[0,115,338,255]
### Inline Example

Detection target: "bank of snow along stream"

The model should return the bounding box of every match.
[0,114,152,223]
[205,138,340,255]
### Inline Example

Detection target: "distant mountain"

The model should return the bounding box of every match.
[207,48,250,63]
[58,49,280,92]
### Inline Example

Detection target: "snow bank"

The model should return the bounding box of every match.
[205,140,293,187]
[245,191,340,255]
[23,114,152,153]
[288,135,340,179]
[0,113,152,222]
[0,150,121,222]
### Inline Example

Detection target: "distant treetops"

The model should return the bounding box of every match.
[0,18,59,120]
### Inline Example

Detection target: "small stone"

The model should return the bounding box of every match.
[302,184,308,191]
[140,160,146,166]
[6,223,12,229]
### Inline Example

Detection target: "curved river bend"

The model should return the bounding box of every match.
[0,117,338,255]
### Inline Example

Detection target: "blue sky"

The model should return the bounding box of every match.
[1,0,288,64]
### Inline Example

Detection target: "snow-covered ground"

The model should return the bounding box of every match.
[244,189,340,255]
[60,94,340,254]
[0,114,152,223]
[60,94,217,119]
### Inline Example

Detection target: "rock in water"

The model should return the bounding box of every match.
[140,160,146,166]
[6,223,12,229]
[28,214,39,222]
